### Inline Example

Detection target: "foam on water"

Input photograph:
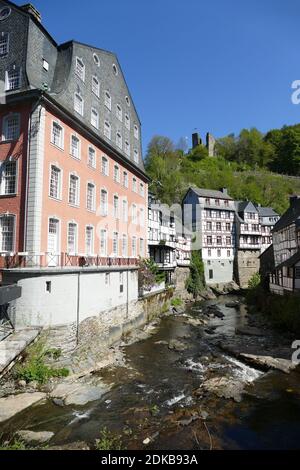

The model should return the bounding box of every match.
[165,392,186,407]
[223,355,263,383]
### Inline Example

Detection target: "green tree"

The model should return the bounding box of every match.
[185,250,205,298]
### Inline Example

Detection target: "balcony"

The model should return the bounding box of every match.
[0,253,139,270]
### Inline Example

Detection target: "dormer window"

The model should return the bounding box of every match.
[116,104,122,121]
[0,7,11,21]
[112,64,118,76]
[92,76,100,97]
[125,113,130,130]
[75,57,85,81]
[134,124,139,140]
[105,91,111,110]
[134,149,139,163]
[116,131,122,149]
[91,108,99,129]
[0,32,9,56]
[5,68,21,91]
[104,121,111,140]
[125,140,130,157]
[74,92,84,115]
[93,53,100,67]
[125,96,130,107]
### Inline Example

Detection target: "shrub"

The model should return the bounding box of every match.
[171,297,183,307]
[95,428,123,451]
[248,272,261,289]
[14,340,69,385]
[186,250,205,298]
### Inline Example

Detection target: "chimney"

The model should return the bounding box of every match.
[221,188,228,196]
[21,4,42,22]
[290,195,300,207]
[192,133,201,149]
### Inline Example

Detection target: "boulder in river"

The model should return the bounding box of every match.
[200,377,245,402]
[15,430,54,445]
[0,392,47,423]
[239,354,296,374]
[168,339,188,352]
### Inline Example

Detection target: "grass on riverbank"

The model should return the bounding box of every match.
[95,428,124,450]
[246,286,300,335]
[13,340,69,385]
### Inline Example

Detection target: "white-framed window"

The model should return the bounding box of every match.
[131,204,137,224]
[113,232,119,256]
[125,113,130,130]
[0,160,17,195]
[87,182,96,211]
[92,76,100,97]
[0,214,15,252]
[5,68,21,91]
[85,226,94,255]
[116,104,122,121]
[49,165,62,199]
[113,195,119,218]
[132,177,137,192]
[91,108,99,129]
[51,121,64,149]
[104,120,111,139]
[125,140,130,157]
[116,131,122,149]
[122,199,128,222]
[67,222,78,255]
[70,135,80,159]
[134,124,139,140]
[140,182,144,197]
[69,174,80,206]
[100,188,108,216]
[43,59,49,71]
[139,207,145,227]
[48,218,60,254]
[74,92,84,116]
[101,156,109,176]
[131,236,137,257]
[0,32,9,56]
[100,229,107,256]
[114,165,120,183]
[93,53,100,67]
[104,90,111,110]
[88,146,96,168]
[112,63,118,76]
[139,238,144,257]
[123,171,128,188]
[134,148,139,163]
[122,234,127,257]
[2,114,20,141]
[75,57,85,81]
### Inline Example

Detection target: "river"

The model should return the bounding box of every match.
[3,295,300,450]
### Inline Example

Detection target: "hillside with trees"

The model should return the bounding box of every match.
[145,126,300,214]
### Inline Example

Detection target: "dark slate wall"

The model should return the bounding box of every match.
[0,1,29,94]
[52,42,144,171]
[26,19,57,90]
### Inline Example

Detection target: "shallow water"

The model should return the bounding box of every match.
[3,295,300,449]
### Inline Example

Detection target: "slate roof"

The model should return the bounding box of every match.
[273,198,300,232]
[235,201,258,213]
[276,250,300,270]
[255,206,279,217]
[191,187,233,200]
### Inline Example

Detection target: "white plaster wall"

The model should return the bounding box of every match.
[9,269,138,329]
[204,259,234,285]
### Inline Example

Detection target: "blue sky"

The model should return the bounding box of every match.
[16,0,300,154]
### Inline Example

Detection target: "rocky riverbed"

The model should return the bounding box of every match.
[1,295,300,450]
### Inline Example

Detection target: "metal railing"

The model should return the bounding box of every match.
[0,252,139,270]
